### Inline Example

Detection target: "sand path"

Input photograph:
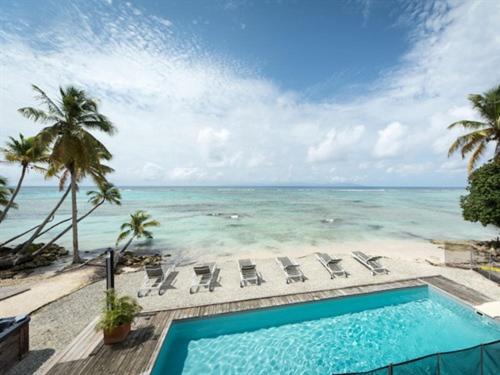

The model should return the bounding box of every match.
[0,264,103,316]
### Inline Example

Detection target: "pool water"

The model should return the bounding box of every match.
[152,287,500,374]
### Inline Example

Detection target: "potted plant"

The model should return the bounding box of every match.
[96,289,142,345]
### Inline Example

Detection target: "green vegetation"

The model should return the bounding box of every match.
[0,84,138,271]
[0,133,48,222]
[96,289,142,332]
[18,85,117,263]
[0,176,16,215]
[460,161,500,229]
[32,182,122,257]
[116,210,160,253]
[448,84,500,173]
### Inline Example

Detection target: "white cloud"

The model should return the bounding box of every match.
[139,162,165,180]
[0,0,499,186]
[438,159,466,174]
[386,162,432,176]
[169,167,206,181]
[247,154,270,168]
[307,126,365,163]
[374,122,406,158]
[197,127,229,146]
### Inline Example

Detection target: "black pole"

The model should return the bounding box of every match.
[106,247,115,290]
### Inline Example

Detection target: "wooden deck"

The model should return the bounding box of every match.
[419,275,493,305]
[43,276,494,375]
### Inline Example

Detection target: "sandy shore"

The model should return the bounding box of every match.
[4,239,500,375]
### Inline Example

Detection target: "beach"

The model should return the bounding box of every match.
[4,238,500,375]
[2,187,496,261]
[2,188,499,374]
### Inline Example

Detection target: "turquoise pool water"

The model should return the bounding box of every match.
[152,287,500,374]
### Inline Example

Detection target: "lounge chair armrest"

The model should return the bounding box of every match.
[367,256,382,261]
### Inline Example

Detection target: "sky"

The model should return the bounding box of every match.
[0,0,499,187]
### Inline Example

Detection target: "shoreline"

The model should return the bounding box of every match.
[3,238,499,375]
[1,238,444,287]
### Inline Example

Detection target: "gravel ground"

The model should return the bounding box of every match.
[7,246,500,375]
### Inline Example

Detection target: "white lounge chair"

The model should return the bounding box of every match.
[276,257,305,283]
[315,252,348,279]
[238,259,261,287]
[351,251,389,275]
[137,262,175,297]
[190,263,217,294]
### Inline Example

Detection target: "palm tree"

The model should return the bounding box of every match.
[0,134,48,223]
[448,84,500,173]
[18,85,116,263]
[116,210,160,253]
[18,159,112,255]
[31,182,121,256]
[0,176,16,216]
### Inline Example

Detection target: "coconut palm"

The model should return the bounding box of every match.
[0,134,48,223]
[18,159,113,255]
[448,84,500,173]
[116,210,160,253]
[18,85,116,263]
[32,182,122,256]
[0,176,16,216]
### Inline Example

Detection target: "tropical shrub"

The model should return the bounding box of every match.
[461,161,500,229]
[96,289,142,331]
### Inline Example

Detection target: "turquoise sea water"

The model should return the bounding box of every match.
[1,187,497,257]
[152,286,500,374]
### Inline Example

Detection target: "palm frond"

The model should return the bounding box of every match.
[31,84,64,117]
[17,107,58,123]
[447,130,489,157]
[116,230,131,245]
[447,120,487,130]
[143,220,160,228]
[467,141,487,173]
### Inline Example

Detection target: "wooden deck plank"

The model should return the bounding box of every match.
[420,275,493,305]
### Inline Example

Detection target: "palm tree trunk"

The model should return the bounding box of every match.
[36,216,71,238]
[70,169,80,264]
[120,236,136,253]
[0,221,47,247]
[495,141,500,160]
[33,200,103,257]
[20,185,71,253]
[0,165,27,223]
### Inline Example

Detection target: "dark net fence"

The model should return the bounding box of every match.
[335,340,500,375]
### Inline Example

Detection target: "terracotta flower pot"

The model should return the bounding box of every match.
[103,322,131,345]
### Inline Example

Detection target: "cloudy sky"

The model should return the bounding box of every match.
[1,0,499,186]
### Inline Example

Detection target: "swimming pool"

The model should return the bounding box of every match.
[151,286,500,374]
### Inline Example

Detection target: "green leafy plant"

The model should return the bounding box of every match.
[447,84,500,173]
[19,84,116,263]
[116,210,160,253]
[96,289,142,332]
[460,161,500,229]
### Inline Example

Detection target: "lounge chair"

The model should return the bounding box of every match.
[315,252,348,279]
[351,251,389,275]
[190,263,217,294]
[137,262,175,297]
[276,257,305,283]
[238,259,261,287]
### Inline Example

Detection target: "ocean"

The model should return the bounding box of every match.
[1,187,496,259]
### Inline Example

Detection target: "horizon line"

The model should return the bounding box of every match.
[18,184,466,189]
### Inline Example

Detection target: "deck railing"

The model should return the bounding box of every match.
[333,339,500,375]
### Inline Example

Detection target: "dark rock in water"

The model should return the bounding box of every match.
[321,218,341,224]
